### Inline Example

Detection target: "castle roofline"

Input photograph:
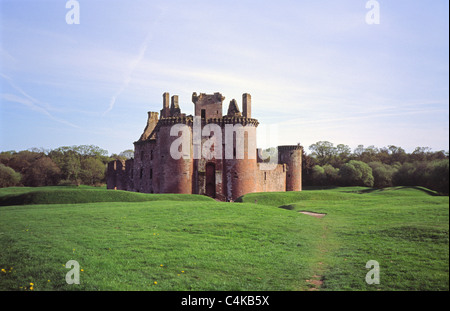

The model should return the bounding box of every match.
[277,145,302,151]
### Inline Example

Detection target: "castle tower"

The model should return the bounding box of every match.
[192,92,224,119]
[155,118,193,194]
[278,145,302,191]
[224,121,258,200]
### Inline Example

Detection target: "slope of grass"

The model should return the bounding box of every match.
[0,186,448,291]
[239,186,449,291]
[0,187,214,206]
[0,200,321,291]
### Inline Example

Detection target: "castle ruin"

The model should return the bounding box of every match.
[107,92,302,201]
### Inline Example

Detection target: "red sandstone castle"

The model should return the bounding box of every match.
[107,92,302,201]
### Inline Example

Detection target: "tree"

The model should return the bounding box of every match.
[22,157,61,186]
[333,144,352,166]
[309,141,336,166]
[311,165,326,186]
[368,162,397,188]
[6,150,42,174]
[119,149,134,160]
[339,160,374,187]
[430,159,449,195]
[387,145,407,164]
[48,147,82,183]
[0,164,22,188]
[323,164,339,185]
[79,157,106,185]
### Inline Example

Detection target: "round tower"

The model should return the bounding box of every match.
[222,118,259,201]
[156,117,193,194]
[278,145,302,191]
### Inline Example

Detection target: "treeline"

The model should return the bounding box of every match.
[0,145,134,188]
[302,141,449,195]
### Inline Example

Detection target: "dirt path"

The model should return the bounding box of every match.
[302,213,329,291]
[299,211,326,218]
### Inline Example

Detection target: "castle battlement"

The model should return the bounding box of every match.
[108,92,302,201]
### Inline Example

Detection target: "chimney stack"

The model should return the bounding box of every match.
[242,93,251,118]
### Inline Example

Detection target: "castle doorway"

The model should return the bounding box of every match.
[205,162,216,198]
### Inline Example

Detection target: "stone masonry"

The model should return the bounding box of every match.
[107,92,302,201]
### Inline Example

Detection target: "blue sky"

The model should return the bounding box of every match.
[0,0,448,155]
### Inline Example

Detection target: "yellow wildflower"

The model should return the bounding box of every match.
[154,281,157,285]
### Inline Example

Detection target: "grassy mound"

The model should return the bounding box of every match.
[0,186,447,291]
[0,187,214,206]
[235,188,356,206]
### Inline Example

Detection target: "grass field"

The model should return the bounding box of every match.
[0,186,448,291]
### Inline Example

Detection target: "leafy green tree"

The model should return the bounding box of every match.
[311,165,326,186]
[48,147,82,182]
[387,145,407,164]
[333,144,351,166]
[0,164,22,187]
[368,162,397,188]
[309,141,336,166]
[430,159,449,195]
[339,160,374,187]
[323,164,339,185]
[80,157,106,185]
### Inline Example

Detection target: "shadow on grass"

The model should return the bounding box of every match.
[356,186,440,196]
[302,186,340,191]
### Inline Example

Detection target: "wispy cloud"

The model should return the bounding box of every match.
[102,34,152,115]
[1,73,79,128]
[103,9,167,116]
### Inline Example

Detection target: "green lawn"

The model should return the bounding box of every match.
[0,186,448,291]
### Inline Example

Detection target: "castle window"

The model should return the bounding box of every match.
[150,150,153,160]
[201,109,206,119]
[264,172,267,181]
[140,168,143,179]
[150,168,153,179]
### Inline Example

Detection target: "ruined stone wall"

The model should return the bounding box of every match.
[256,163,287,193]
[278,145,302,191]
[106,159,134,191]
[133,140,157,193]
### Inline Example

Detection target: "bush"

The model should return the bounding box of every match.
[430,159,449,195]
[368,162,397,188]
[0,164,22,188]
[311,164,339,186]
[311,165,326,186]
[339,160,374,187]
